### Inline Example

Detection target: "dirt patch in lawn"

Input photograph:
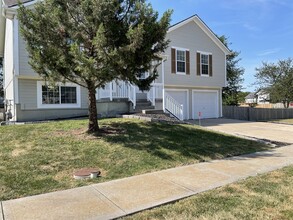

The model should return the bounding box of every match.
[53,126,127,140]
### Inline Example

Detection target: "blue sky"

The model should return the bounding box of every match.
[148,0,293,92]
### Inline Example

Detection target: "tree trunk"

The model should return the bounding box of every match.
[283,101,289,109]
[87,84,99,133]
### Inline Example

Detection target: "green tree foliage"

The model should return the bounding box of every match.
[18,0,172,132]
[0,57,3,97]
[219,36,244,106]
[238,91,250,103]
[255,58,293,108]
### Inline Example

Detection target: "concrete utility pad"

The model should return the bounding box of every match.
[93,173,193,214]
[154,165,231,192]
[191,118,293,144]
[2,186,125,220]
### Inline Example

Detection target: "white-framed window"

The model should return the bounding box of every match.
[176,50,186,73]
[172,47,190,75]
[37,81,81,109]
[201,54,209,75]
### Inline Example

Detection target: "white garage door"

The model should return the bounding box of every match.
[165,90,188,120]
[193,90,219,119]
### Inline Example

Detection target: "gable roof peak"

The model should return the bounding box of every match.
[168,14,230,54]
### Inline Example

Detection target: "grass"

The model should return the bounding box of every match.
[271,118,293,125]
[0,118,269,201]
[124,165,293,220]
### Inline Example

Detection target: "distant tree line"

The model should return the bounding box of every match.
[255,58,293,108]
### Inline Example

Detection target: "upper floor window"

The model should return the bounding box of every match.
[176,50,186,73]
[197,52,213,77]
[171,47,190,75]
[201,54,209,75]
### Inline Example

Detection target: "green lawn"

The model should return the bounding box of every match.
[125,165,293,220]
[0,118,269,201]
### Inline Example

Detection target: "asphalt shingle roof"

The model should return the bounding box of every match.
[245,92,256,99]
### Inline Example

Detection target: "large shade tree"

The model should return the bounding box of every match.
[255,58,293,108]
[18,0,172,132]
[219,36,244,106]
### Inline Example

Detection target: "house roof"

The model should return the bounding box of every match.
[168,14,231,55]
[3,0,34,7]
[245,92,256,99]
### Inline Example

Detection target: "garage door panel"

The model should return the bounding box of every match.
[193,91,219,119]
[166,90,188,120]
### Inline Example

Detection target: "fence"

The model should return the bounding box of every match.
[223,106,293,121]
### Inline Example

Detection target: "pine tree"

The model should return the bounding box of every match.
[18,0,172,132]
[219,36,244,106]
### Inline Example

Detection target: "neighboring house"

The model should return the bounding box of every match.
[245,92,257,104]
[0,0,230,122]
[245,91,270,105]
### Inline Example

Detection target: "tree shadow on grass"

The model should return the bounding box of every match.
[96,120,270,162]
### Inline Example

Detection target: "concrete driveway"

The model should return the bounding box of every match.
[188,118,293,144]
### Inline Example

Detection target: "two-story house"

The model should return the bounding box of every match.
[0,0,230,122]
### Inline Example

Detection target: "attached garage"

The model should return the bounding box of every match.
[165,90,189,120]
[192,90,219,119]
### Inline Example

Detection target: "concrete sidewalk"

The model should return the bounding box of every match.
[2,145,293,220]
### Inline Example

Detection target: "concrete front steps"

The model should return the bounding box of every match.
[133,99,155,113]
[142,109,164,114]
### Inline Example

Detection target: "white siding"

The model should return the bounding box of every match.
[163,21,226,88]
[18,79,37,109]
[18,35,37,77]
[81,87,88,108]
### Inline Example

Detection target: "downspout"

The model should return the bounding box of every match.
[0,0,6,58]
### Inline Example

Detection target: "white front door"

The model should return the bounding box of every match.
[192,90,219,119]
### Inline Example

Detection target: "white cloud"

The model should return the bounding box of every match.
[257,48,281,56]
[243,23,261,32]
